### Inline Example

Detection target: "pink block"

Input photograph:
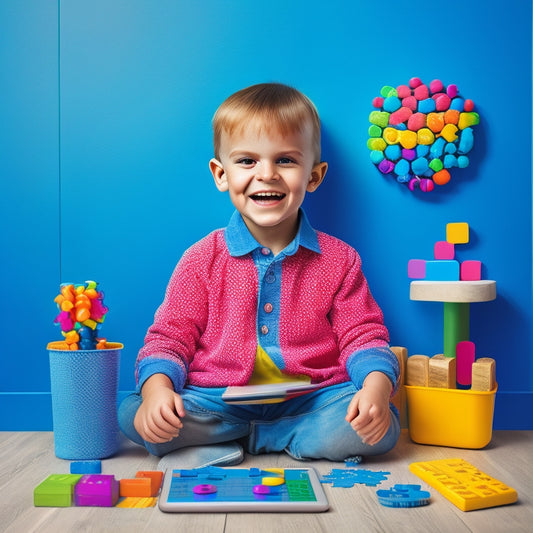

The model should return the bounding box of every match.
[408,259,426,279]
[434,241,455,260]
[460,260,482,281]
[456,341,476,386]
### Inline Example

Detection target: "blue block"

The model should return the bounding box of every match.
[394,158,410,178]
[370,150,384,164]
[418,98,436,113]
[457,155,469,168]
[70,461,102,474]
[450,97,465,111]
[458,127,474,154]
[384,144,401,161]
[424,260,460,281]
[430,137,446,158]
[383,96,401,112]
[416,144,429,157]
[444,154,457,168]
[411,157,429,175]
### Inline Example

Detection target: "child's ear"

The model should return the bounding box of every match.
[210,158,228,192]
[307,161,328,192]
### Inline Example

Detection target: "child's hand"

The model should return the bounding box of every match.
[134,374,186,444]
[345,371,393,446]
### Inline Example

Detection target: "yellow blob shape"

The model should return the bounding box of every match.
[440,123,458,142]
[458,112,480,130]
[262,477,285,486]
[383,127,400,145]
[417,128,435,145]
[399,130,417,149]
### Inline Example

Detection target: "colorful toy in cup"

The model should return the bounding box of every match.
[53,280,108,350]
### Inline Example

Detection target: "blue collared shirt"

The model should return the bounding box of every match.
[224,209,321,371]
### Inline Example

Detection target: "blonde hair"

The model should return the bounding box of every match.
[212,83,322,164]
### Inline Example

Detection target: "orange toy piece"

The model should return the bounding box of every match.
[136,471,164,496]
[427,112,445,133]
[433,169,451,185]
[444,109,460,125]
[120,478,152,498]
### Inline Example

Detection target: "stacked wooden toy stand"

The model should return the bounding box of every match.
[405,223,497,449]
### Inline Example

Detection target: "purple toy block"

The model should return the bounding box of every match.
[408,259,426,279]
[424,260,460,281]
[434,241,455,260]
[460,260,482,281]
[74,475,119,507]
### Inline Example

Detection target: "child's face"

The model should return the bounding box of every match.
[210,120,327,250]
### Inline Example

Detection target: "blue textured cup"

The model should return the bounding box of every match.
[48,342,122,459]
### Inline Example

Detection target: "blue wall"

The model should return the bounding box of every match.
[1,0,531,430]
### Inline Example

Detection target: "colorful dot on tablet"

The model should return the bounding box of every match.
[253,484,280,495]
[193,484,217,495]
[262,476,285,486]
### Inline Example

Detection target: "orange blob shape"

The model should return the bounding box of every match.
[433,169,451,185]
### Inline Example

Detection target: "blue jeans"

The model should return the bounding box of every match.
[118,382,400,461]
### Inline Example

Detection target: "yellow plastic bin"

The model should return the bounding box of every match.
[405,384,497,449]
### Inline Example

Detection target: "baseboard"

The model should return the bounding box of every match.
[0,390,532,431]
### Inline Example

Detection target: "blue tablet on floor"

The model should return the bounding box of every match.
[158,466,329,513]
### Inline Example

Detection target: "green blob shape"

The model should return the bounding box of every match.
[368,124,382,137]
[380,85,397,98]
[429,158,444,172]
[369,111,390,128]
[367,138,387,151]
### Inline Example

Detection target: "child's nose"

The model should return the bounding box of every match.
[257,161,279,180]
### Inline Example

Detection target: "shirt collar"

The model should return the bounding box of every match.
[224,209,321,257]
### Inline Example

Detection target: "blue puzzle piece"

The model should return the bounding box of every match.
[321,468,390,487]
[376,484,431,508]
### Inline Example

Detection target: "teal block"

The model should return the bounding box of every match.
[424,260,460,281]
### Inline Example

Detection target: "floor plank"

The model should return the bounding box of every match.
[1,431,532,532]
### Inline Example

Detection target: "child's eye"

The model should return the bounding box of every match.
[236,158,255,166]
[277,157,295,164]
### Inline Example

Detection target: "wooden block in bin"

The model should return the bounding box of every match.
[471,358,496,391]
[429,354,456,388]
[406,355,430,386]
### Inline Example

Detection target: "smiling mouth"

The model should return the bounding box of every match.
[250,192,286,202]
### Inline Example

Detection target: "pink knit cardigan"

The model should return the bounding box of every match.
[136,228,391,391]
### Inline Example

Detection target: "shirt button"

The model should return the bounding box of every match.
[261,247,271,256]
[265,273,275,283]
[263,303,273,313]
[261,325,269,335]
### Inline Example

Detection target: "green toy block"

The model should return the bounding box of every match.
[34,474,83,507]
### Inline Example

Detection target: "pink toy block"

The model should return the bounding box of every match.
[446,222,469,244]
[456,341,476,386]
[424,260,460,281]
[74,475,119,507]
[460,260,482,281]
[434,241,455,260]
[408,259,426,279]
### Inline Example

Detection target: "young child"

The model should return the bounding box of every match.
[118,83,400,462]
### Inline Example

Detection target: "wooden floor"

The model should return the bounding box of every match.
[1,430,532,533]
